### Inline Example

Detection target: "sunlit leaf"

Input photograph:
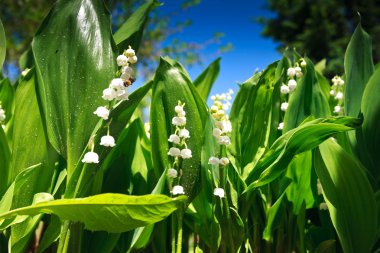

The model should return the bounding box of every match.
[193,58,221,100]
[113,0,160,52]
[32,0,117,177]
[244,116,361,193]
[344,23,374,118]
[150,57,206,201]
[0,194,186,233]
[315,139,377,253]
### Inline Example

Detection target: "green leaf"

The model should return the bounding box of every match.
[244,116,361,193]
[344,23,374,118]
[0,18,6,70]
[193,58,221,100]
[0,78,14,126]
[150,57,205,201]
[113,0,159,52]
[9,70,55,253]
[262,193,285,242]
[0,194,186,233]
[285,151,315,214]
[32,0,117,177]
[361,67,380,181]
[315,139,377,253]
[284,57,330,132]
[0,127,10,197]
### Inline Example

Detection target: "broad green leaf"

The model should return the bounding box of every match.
[150,57,205,201]
[244,116,361,193]
[32,0,117,177]
[113,0,159,52]
[285,151,315,214]
[193,58,221,100]
[0,194,186,233]
[0,164,42,229]
[344,23,374,118]
[315,139,377,253]
[361,67,380,181]
[284,58,330,132]
[314,59,326,74]
[0,127,10,196]
[9,70,55,253]
[0,18,5,70]
[101,118,152,195]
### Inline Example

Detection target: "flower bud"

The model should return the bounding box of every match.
[167,168,178,178]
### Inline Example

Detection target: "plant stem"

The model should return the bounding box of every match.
[171,213,176,253]
[176,206,184,253]
[57,220,70,253]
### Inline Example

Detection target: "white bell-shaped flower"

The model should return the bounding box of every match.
[94,106,110,120]
[110,78,124,90]
[172,116,186,126]
[213,128,222,137]
[172,185,185,195]
[281,102,289,112]
[181,148,192,159]
[116,89,129,101]
[219,157,230,166]
[100,135,116,147]
[217,136,231,145]
[330,90,336,96]
[280,85,290,94]
[278,122,284,130]
[208,157,220,165]
[82,151,99,164]
[168,134,181,144]
[300,60,307,67]
[0,108,6,122]
[102,88,116,101]
[128,56,138,64]
[168,147,181,157]
[116,55,128,66]
[121,66,134,80]
[333,105,341,113]
[213,188,225,198]
[287,67,296,77]
[125,47,136,57]
[178,129,190,139]
[288,79,297,91]
[167,168,178,178]
[335,92,343,100]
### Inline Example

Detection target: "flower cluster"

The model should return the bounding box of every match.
[278,59,306,130]
[167,101,191,196]
[102,46,138,102]
[208,89,234,199]
[210,89,233,145]
[330,75,345,114]
[83,47,138,164]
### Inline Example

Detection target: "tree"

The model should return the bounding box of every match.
[0,0,229,79]
[258,0,380,76]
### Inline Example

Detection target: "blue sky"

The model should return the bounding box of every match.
[157,0,281,97]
